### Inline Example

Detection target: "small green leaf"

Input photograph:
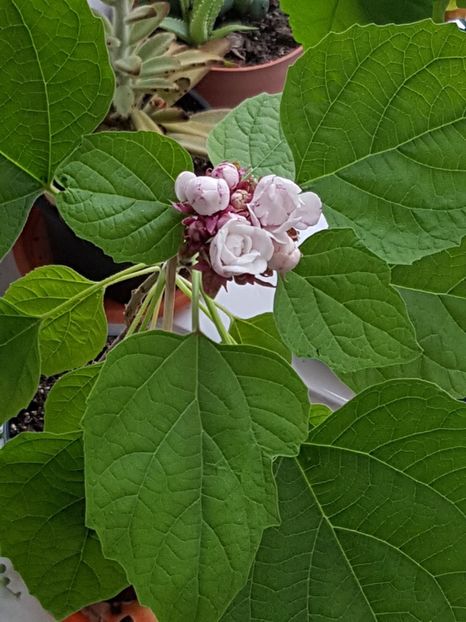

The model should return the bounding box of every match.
[274,229,420,373]
[281,0,435,48]
[45,364,102,434]
[207,94,295,179]
[281,21,466,264]
[342,239,466,397]
[223,380,466,621]
[0,161,41,260]
[309,403,332,427]
[0,0,114,259]
[57,132,192,264]
[0,299,41,425]
[230,313,291,362]
[4,266,107,376]
[392,237,466,299]
[0,433,127,620]
[83,332,309,622]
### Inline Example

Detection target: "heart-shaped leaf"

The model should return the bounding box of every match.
[208,94,295,179]
[281,21,466,264]
[0,0,114,259]
[83,332,309,622]
[0,433,127,620]
[341,238,466,397]
[4,266,107,376]
[0,299,41,425]
[57,132,192,264]
[223,380,466,621]
[281,0,435,49]
[274,229,420,372]
[45,364,102,434]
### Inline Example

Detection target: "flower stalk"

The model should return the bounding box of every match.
[162,257,178,332]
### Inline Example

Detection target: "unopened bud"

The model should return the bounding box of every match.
[211,162,240,190]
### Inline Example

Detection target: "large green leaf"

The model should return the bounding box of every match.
[45,364,102,434]
[0,299,41,425]
[207,94,295,179]
[281,0,435,49]
[0,433,127,619]
[4,266,107,376]
[229,313,291,362]
[222,380,466,621]
[83,332,309,622]
[281,21,466,264]
[0,0,114,259]
[341,238,466,397]
[56,132,192,264]
[274,228,420,373]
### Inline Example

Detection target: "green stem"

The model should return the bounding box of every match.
[40,263,157,321]
[201,284,236,345]
[146,268,167,330]
[191,269,201,333]
[127,273,166,337]
[162,257,178,332]
[175,276,210,318]
[178,274,236,321]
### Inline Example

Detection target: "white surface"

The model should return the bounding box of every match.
[0,558,53,622]
[87,0,111,17]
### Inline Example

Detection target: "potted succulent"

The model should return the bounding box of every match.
[162,0,303,107]
[1,1,466,622]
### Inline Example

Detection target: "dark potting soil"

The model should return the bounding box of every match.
[7,338,116,439]
[225,0,298,66]
[193,155,212,176]
[7,376,56,438]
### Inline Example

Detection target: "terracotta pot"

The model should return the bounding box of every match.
[445,8,466,20]
[64,602,157,622]
[13,205,189,325]
[196,45,303,108]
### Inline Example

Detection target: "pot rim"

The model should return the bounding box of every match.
[211,44,303,74]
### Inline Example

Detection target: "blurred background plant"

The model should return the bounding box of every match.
[98,0,230,155]
[160,0,261,46]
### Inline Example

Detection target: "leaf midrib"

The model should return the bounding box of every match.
[296,442,460,619]
[293,456,378,620]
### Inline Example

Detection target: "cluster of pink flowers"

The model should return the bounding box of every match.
[173,162,322,294]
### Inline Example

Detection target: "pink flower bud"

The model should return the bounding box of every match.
[184,175,231,216]
[268,237,301,273]
[175,171,196,203]
[230,189,250,210]
[211,162,240,190]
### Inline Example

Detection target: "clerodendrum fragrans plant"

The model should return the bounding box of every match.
[1,0,466,621]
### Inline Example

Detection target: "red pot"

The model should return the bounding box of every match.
[13,206,189,325]
[63,602,157,622]
[196,45,303,108]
